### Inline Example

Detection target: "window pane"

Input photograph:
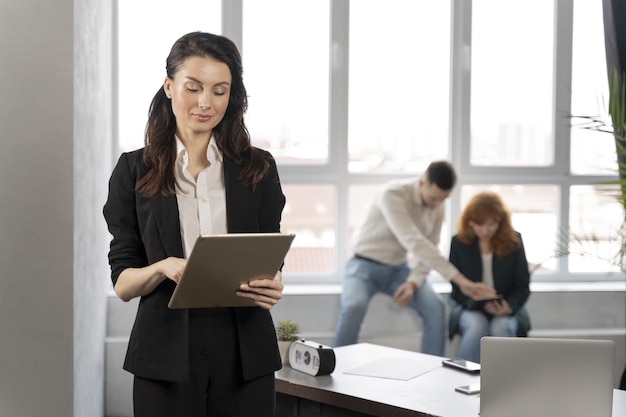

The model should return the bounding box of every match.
[470,0,554,166]
[348,0,451,173]
[570,0,615,175]
[117,1,221,153]
[569,185,623,273]
[347,185,379,254]
[281,185,335,274]
[460,185,559,272]
[242,0,330,165]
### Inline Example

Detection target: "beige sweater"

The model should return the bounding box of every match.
[353,178,459,286]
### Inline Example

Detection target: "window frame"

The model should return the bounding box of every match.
[115,0,624,285]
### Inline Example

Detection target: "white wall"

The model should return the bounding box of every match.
[0,0,112,416]
[74,0,114,415]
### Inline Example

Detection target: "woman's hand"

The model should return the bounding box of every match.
[115,257,187,302]
[157,257,188,284]
[237,275,284,310]
[484,299,512,316]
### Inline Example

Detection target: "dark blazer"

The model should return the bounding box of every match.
[448,233,531,338]
[103,148,286,382]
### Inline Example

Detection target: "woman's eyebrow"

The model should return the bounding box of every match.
[184,76,231,87]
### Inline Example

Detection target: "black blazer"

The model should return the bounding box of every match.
[103,148,286,382]
[448,233,531,337]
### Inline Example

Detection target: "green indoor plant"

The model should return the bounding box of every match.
[276,319,300,366]
[276,319,300,342]
[570,69,626,271]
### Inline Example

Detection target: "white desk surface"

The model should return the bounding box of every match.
[276,342,626,417]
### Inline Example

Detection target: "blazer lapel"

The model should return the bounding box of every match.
[151,193,185,258]
[223,158,256,233]
[470,239,484,279]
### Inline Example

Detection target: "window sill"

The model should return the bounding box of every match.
[106,280,626,298]
[282,280,626,296]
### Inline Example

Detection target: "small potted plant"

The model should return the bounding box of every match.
[276,319,300,366]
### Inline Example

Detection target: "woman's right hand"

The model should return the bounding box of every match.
[114,257,187,302]
[156,257,187,284]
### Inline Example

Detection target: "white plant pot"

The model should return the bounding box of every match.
[278,340,293,366]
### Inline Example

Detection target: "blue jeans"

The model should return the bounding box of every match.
[457,310,518,363]
[334,257,446,356]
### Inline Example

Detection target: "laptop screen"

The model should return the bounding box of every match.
[479,337,615,417]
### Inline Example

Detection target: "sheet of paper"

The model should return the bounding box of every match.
[343,357,440,381]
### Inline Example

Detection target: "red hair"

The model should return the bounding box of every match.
[456,192,520,258]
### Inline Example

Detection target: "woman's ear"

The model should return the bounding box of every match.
[163,77,172,99]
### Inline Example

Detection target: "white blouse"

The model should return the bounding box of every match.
[481,252,494,288]
[174,137,226,258]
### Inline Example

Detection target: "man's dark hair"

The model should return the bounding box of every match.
[424,161,457,191]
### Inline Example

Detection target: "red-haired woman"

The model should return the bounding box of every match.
[448,192,531,363]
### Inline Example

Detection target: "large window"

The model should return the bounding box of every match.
[116,0,622,284]
[566,0,621,276]
[570,0,614,175]
[470,0,554,167]
[348,0,451,173]
[117,0,221,153]
[242,0,330,165]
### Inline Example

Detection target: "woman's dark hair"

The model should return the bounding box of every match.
[456,192,520,258]
[136,31,269,197]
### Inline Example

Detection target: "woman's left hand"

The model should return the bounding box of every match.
[237,275,284,310]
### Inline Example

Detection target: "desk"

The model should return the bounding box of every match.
[275,343,626,417]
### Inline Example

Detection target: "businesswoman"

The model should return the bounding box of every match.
[103,32,286,417]
[448,192,531,363]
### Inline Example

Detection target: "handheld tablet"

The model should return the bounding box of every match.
[468,294,504,311]
[168,233,295,308]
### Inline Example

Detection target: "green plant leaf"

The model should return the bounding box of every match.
[276,319,300,341]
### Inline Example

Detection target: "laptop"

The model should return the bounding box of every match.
[168,233,295,308]
[480,337,615,417]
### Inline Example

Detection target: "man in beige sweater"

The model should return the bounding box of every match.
[334,161,494,355]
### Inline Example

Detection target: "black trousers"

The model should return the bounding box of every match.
[133,308,275,417]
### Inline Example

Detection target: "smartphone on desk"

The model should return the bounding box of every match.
[455,383,481,395]
[442,358,481,374]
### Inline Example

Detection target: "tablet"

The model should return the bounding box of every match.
[468,294,503,311]
[168,233,295,309]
